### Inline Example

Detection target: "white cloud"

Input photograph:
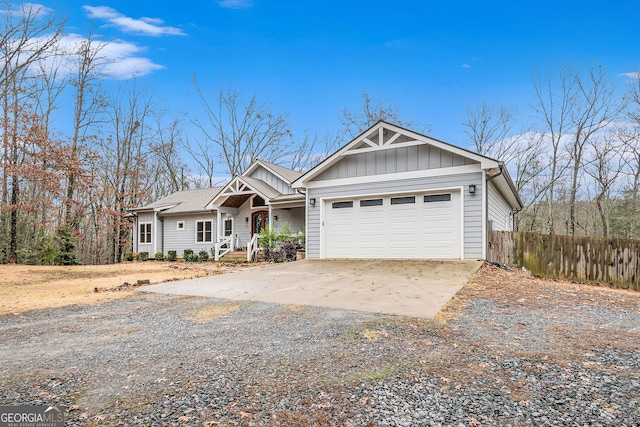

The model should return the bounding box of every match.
[461,64,471,68]
[619,72,640,80]
[26,33,164,80]
[83,5,186,36]
[0,2,52,17]
[217,0,254,9]
[102,56,164,79]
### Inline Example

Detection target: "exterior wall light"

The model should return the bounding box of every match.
[309,198,316,206]
[469,184,476,194]
[245,217,249,222]
[273,215,278,221]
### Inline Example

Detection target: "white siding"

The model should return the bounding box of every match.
[162,213,217,257]
[307,172,484,260]
[315,145,478,181]
[135,212,154,255]
[247,165,296,195]
[488,181,513,231]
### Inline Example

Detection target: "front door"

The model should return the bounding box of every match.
[252,210,269,235]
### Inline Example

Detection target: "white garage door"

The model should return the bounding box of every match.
[323,191,461,259]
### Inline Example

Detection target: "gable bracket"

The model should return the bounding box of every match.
[383,132,402,146]
[343,139,427,156]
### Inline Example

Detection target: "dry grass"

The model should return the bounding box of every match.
[187,301,247,322]
[0,262,240,315]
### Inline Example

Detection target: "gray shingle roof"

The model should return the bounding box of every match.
[240,176,282,200]
[131,187,223,214]
[257,160,303,183]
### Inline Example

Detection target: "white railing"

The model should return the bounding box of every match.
[247,233,261,262]
[214,236,233,261]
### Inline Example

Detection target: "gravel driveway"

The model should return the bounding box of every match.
[1,264,639,426]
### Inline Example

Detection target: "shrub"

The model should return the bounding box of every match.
[198,250,209,262]
[155,252,165,261]
[124,252,134,262]
[138,252,149,261]
[183,248,193,259]
[184,252,199,262]
[259,223,304,263]
[167,250,177,262]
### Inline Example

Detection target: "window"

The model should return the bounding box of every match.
[251,195,266,207]
[224,218,233,237]
[196,220,213,243]
[360,199,383,207]
[177,221,185,230]
[139,223,152,244]
[332,201,353,209]
[391,196,415,205]
[424,194,451,203]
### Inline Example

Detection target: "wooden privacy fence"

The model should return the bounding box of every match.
[487,231,640,291]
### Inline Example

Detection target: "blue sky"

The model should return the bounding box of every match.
[40,0,640,147]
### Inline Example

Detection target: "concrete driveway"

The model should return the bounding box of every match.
[142,259,483,318]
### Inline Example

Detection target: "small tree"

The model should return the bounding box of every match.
[54,226,81,265]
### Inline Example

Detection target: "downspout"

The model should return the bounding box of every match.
[484,165,504,260]
[158,216,164,256]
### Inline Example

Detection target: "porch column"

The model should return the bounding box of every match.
[216,209,222,242]
[268,204,272,231]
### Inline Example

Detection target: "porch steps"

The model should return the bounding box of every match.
[217,250,251,263]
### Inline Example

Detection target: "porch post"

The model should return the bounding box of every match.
[268,204,272,231]
[216,209,222,243]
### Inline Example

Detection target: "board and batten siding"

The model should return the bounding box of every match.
[307,171,484,260]
[315,145,478,181]
[135,211,154,255]
[162,213,217,256]
[487,181,513,231]
[247,165,296,195]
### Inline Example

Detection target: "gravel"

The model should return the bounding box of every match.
[1,265,639,426]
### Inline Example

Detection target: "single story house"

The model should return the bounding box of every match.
[129,121,523,260]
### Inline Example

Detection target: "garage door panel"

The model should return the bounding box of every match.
[324,191,460,259]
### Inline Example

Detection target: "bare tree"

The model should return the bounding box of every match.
[340,93,426,138]
[564,66,624,236]
[98,84,155,263]
[0,2,65,262]
[583,129,625,237]
[463,102,515,159]
[532,65,574,234]
[63,31,108,231]
[189,79,294,176]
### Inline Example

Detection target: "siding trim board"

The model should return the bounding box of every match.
[305,164,481,189]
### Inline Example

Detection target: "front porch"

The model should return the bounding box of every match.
[207,175,305,261]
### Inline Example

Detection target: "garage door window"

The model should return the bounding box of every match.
[391,196,415,205]
[360,199,383,207]
[332,201,353,209]
[424,194,451,203]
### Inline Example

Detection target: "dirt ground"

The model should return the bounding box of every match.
[0,261,251,315]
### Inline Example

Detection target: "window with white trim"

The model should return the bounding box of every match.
[332,201,353,209]
[177,221,185,230]
[391,196,415,205]
[139,223,152,244]
[196,220,213,243]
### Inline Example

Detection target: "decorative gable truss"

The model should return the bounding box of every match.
[343,126,424,156]
[220,179,254,196]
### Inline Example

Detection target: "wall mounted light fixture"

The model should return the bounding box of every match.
[309,198,316,206]
[273,215,278,221]
[244,217,249,222]
[468,184,476,194]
